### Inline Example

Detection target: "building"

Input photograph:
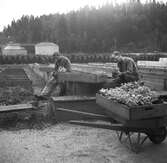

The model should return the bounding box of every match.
[35,42,59,55]
[21,43,35,55]
[2,43,27,55]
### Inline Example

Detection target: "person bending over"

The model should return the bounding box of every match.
[35,52,72,100]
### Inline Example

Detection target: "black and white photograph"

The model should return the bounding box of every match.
[0,0,167,162]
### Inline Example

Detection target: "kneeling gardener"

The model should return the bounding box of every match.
[103,51,139,88]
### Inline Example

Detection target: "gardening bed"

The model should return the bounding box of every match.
[0,86,34,106]
[0,86,52,128]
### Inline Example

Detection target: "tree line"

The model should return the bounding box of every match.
[1,1,167,53]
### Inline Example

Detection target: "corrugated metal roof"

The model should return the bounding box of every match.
[4,43,25,50]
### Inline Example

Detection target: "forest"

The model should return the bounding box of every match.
[1,1,167,53]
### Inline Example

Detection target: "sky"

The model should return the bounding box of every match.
[0,0,110,31]
[0,0,166,32]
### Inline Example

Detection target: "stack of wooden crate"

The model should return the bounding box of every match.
[138,60,167,91]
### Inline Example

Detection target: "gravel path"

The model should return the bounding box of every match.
[0,123,166,163]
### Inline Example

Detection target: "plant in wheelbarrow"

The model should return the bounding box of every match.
[97,82,167,151]
[99,82,159,107]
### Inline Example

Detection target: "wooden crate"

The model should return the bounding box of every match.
[57,71,107,83]
[96,93,167,121]
[138,67,167,76]
[50,96,107,122]
[140,74,165,90]
[142,80,164,91]
[65,82,103,96]
[139,67,167,91]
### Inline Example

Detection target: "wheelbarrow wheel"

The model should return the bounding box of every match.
[148,127,167,144]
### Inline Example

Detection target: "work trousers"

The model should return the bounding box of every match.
[40,75,65,97]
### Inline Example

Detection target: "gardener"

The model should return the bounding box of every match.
[35,52,72,100]
[103,51,139,88]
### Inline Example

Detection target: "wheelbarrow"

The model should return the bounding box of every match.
[48,92,167,153]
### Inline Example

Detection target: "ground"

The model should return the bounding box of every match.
[0,123,166,163]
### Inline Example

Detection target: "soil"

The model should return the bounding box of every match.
[0,86,34,106]
[0,123,166,163]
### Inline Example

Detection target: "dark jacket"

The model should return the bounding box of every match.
[54,56,72,72]
[117,57,139,82]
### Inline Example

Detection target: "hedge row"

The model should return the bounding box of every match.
[0,55,54,64]
[0,53,166,64]
[0,55,116,64]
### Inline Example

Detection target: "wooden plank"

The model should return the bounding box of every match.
[143,79,163,85]
[68,120,166,131]
[37,64,114,80]
[39,64,116,73]
[65,81,76,95]
[73,82,102,96]
[64,81,102,96]
[139,68,166,73]
[140,76,164,83]
[52,109,105,122]
[139,68,167,76]
[140,73,165,90]
[56,108,108,119]
[124,117,167,129]
[69,121,125,131]
[142,80,164,91]
[130,103,167,120]
[51,96,95,102]
[139,67,167,71]
[96,94,130,120]
[140,73,167,80]
[0,104,34,112]
[57,71,107,83]
[141,79,164,86]
[96,93,167,121]
[50,97,107,116]
[104,109,167,129]
[140,75,167,81]
[138,65,167,69]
